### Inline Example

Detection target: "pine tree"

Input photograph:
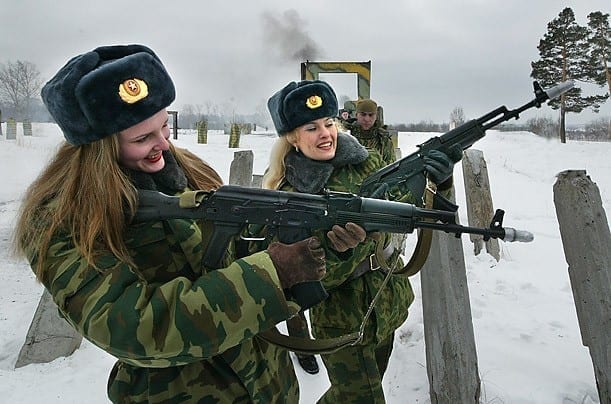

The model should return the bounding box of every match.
[584,12,611,139]
[584,12,610,94]
[531,8,592,142]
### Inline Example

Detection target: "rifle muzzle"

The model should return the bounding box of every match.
[503,227,534,242]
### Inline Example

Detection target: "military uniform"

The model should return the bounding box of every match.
[29,153,301,404]
[345,120,396,165]
[31,44,307,404]
[277,133,416,403]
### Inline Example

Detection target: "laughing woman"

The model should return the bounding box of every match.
[261,80,460,403]
[12,45,327,403]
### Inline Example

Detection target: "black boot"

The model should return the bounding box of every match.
[297,354,319,374]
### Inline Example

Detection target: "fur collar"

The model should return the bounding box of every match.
[284,132,369,193]
[124,150,188,194]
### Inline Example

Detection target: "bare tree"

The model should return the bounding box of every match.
[0,60,42,120]
[449,106,466,129]
[204,100,216,117]
[253,100,271,129]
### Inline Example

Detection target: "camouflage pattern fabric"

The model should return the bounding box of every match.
[318,333,394,403]
[29,198,301,403]
[344,121,396,165]
[278,148,416,403]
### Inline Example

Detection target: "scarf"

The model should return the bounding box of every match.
[124,150,188,194]
[284,132,369,193]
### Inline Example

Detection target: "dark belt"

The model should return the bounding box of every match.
[348,244,395,281]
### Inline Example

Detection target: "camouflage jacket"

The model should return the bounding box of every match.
[32,192,301,403]
[344,120,396,165]
[276,136,415,346]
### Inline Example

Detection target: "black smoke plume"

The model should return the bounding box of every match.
[261,9,323,62]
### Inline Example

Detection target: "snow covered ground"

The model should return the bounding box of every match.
[0,122,608,403]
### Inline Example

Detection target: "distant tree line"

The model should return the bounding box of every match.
[391,121,450,133]
[178,102,271,131]
[0,98,49,122]
[500,116,610,141]
[390,116,610,141]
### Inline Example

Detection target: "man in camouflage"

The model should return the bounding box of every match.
[344,99,396,165]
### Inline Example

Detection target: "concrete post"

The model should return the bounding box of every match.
[251,174,264,189]
[553,170,610,403]
[7,118,17,140]
[15,289,82,368]
[197,120,208,144]
[229,123,240,148]
[168,110,178,139]
[229,150,254,187]
[462,149,500,261]
[23,119,33,136]
[421,185,481,403]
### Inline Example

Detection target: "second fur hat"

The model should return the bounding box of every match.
[267,80,338,135]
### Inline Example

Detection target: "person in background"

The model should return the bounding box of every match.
[344,98,396,165]
[261,80,460,403]
[338,108,351,122]
[335,107,352,133]
[12,44,327,404]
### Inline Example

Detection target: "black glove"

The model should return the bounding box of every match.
[326,222,367,252]
[423,149,462,185]
[267,237,326,290]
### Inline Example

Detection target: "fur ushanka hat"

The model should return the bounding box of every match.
[41,44,175,146]
[267,80,338,136]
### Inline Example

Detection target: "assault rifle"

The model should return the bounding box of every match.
[358,80,575,200]
[134,185,533,308]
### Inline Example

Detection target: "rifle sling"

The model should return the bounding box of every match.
[257,327,361,355]
[394,184,435,277]
[195,186,434,354]
[259,187,436,354]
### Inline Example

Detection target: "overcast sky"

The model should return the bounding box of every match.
[2,0,609,125]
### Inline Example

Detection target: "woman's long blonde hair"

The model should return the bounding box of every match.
[262,132,297,190]
[13,136,222,280]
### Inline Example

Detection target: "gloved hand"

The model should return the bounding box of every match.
[423,149,462,185]
[268,237,326,290]
[327,222,367,252]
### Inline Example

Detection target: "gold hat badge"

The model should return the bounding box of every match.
[306,95,323,109]
[119,78,149,104]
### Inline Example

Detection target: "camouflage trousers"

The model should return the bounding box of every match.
[317,332,394,404]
